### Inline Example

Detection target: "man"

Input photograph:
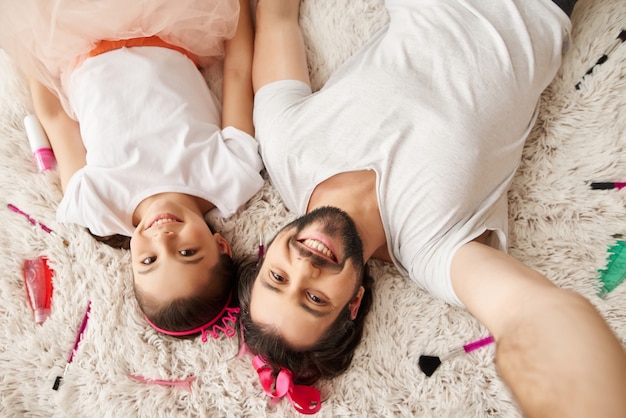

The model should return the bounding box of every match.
[240,0,626,416]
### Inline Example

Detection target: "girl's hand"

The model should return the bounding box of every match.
[28,78,85,192]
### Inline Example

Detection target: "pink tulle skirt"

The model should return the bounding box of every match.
[0,0,239,107]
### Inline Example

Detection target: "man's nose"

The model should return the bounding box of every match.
[295,255,321,279]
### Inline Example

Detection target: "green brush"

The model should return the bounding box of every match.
[597,240,626,298]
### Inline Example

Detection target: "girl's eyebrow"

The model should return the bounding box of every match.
[137,256,204,275]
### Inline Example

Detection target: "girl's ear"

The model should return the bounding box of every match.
[213,233,233,257]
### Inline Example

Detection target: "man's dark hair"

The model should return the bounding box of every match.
[237,256,374,385]
[134,253,238,336]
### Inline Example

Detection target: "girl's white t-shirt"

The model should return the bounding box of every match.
[58,47,264,236]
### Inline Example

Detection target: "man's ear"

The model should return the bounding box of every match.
[348,286,365,320]
[213,233,233,257]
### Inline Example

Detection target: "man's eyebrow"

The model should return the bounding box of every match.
[180,256,204,265]
[136,256,204,275]
[260,277,329,318]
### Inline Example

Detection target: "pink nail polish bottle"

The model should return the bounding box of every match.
[23,256,54,324]
[24,114,56,172]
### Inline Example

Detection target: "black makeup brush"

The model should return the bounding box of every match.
[419,335,494,377]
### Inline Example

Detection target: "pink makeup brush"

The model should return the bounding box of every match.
[419,335,495,377]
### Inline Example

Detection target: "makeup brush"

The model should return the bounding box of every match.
[419,335,495,377]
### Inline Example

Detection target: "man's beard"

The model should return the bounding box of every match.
[286,206,365,275]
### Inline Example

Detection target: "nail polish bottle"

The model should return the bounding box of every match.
[23,256,54,324]
[24,114,56,172]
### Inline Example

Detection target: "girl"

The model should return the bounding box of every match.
[0,0,264,339]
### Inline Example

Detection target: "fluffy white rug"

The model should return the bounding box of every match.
[1,0,625,416]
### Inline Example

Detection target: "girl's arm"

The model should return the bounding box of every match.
[221,0,255,136]
[28,79,86,192]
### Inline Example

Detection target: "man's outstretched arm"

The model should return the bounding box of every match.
[252,0,310,93]
[452,241,626,418]
[222,0,255,136]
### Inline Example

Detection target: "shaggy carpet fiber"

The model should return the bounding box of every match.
[0,0,625,416]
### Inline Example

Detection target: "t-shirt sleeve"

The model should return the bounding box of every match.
[253,80,312,140]
[221,126,264,174]
[56,167,134,237]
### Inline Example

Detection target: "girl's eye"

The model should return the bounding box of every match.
[271,271,286,282]
[307,292,325,305]
[142,256,157,265]
[180,249,197,257]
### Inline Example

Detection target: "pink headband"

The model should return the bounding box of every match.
[144,290,240,342]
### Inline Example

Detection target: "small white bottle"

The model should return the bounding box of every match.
[24,114,56,171]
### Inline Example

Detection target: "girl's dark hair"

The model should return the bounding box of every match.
[90,232,131,250]
[90,225,237,335]
[134,253,238,336]
[237,257,374,385]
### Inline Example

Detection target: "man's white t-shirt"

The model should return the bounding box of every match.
[253,0,570,305]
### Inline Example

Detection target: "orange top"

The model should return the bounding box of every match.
[88,36,199,66]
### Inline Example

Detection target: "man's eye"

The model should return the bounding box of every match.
[180,249,197,257]
[271,271,286,282]
[307,292,325,305]
[142,256,157,265]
